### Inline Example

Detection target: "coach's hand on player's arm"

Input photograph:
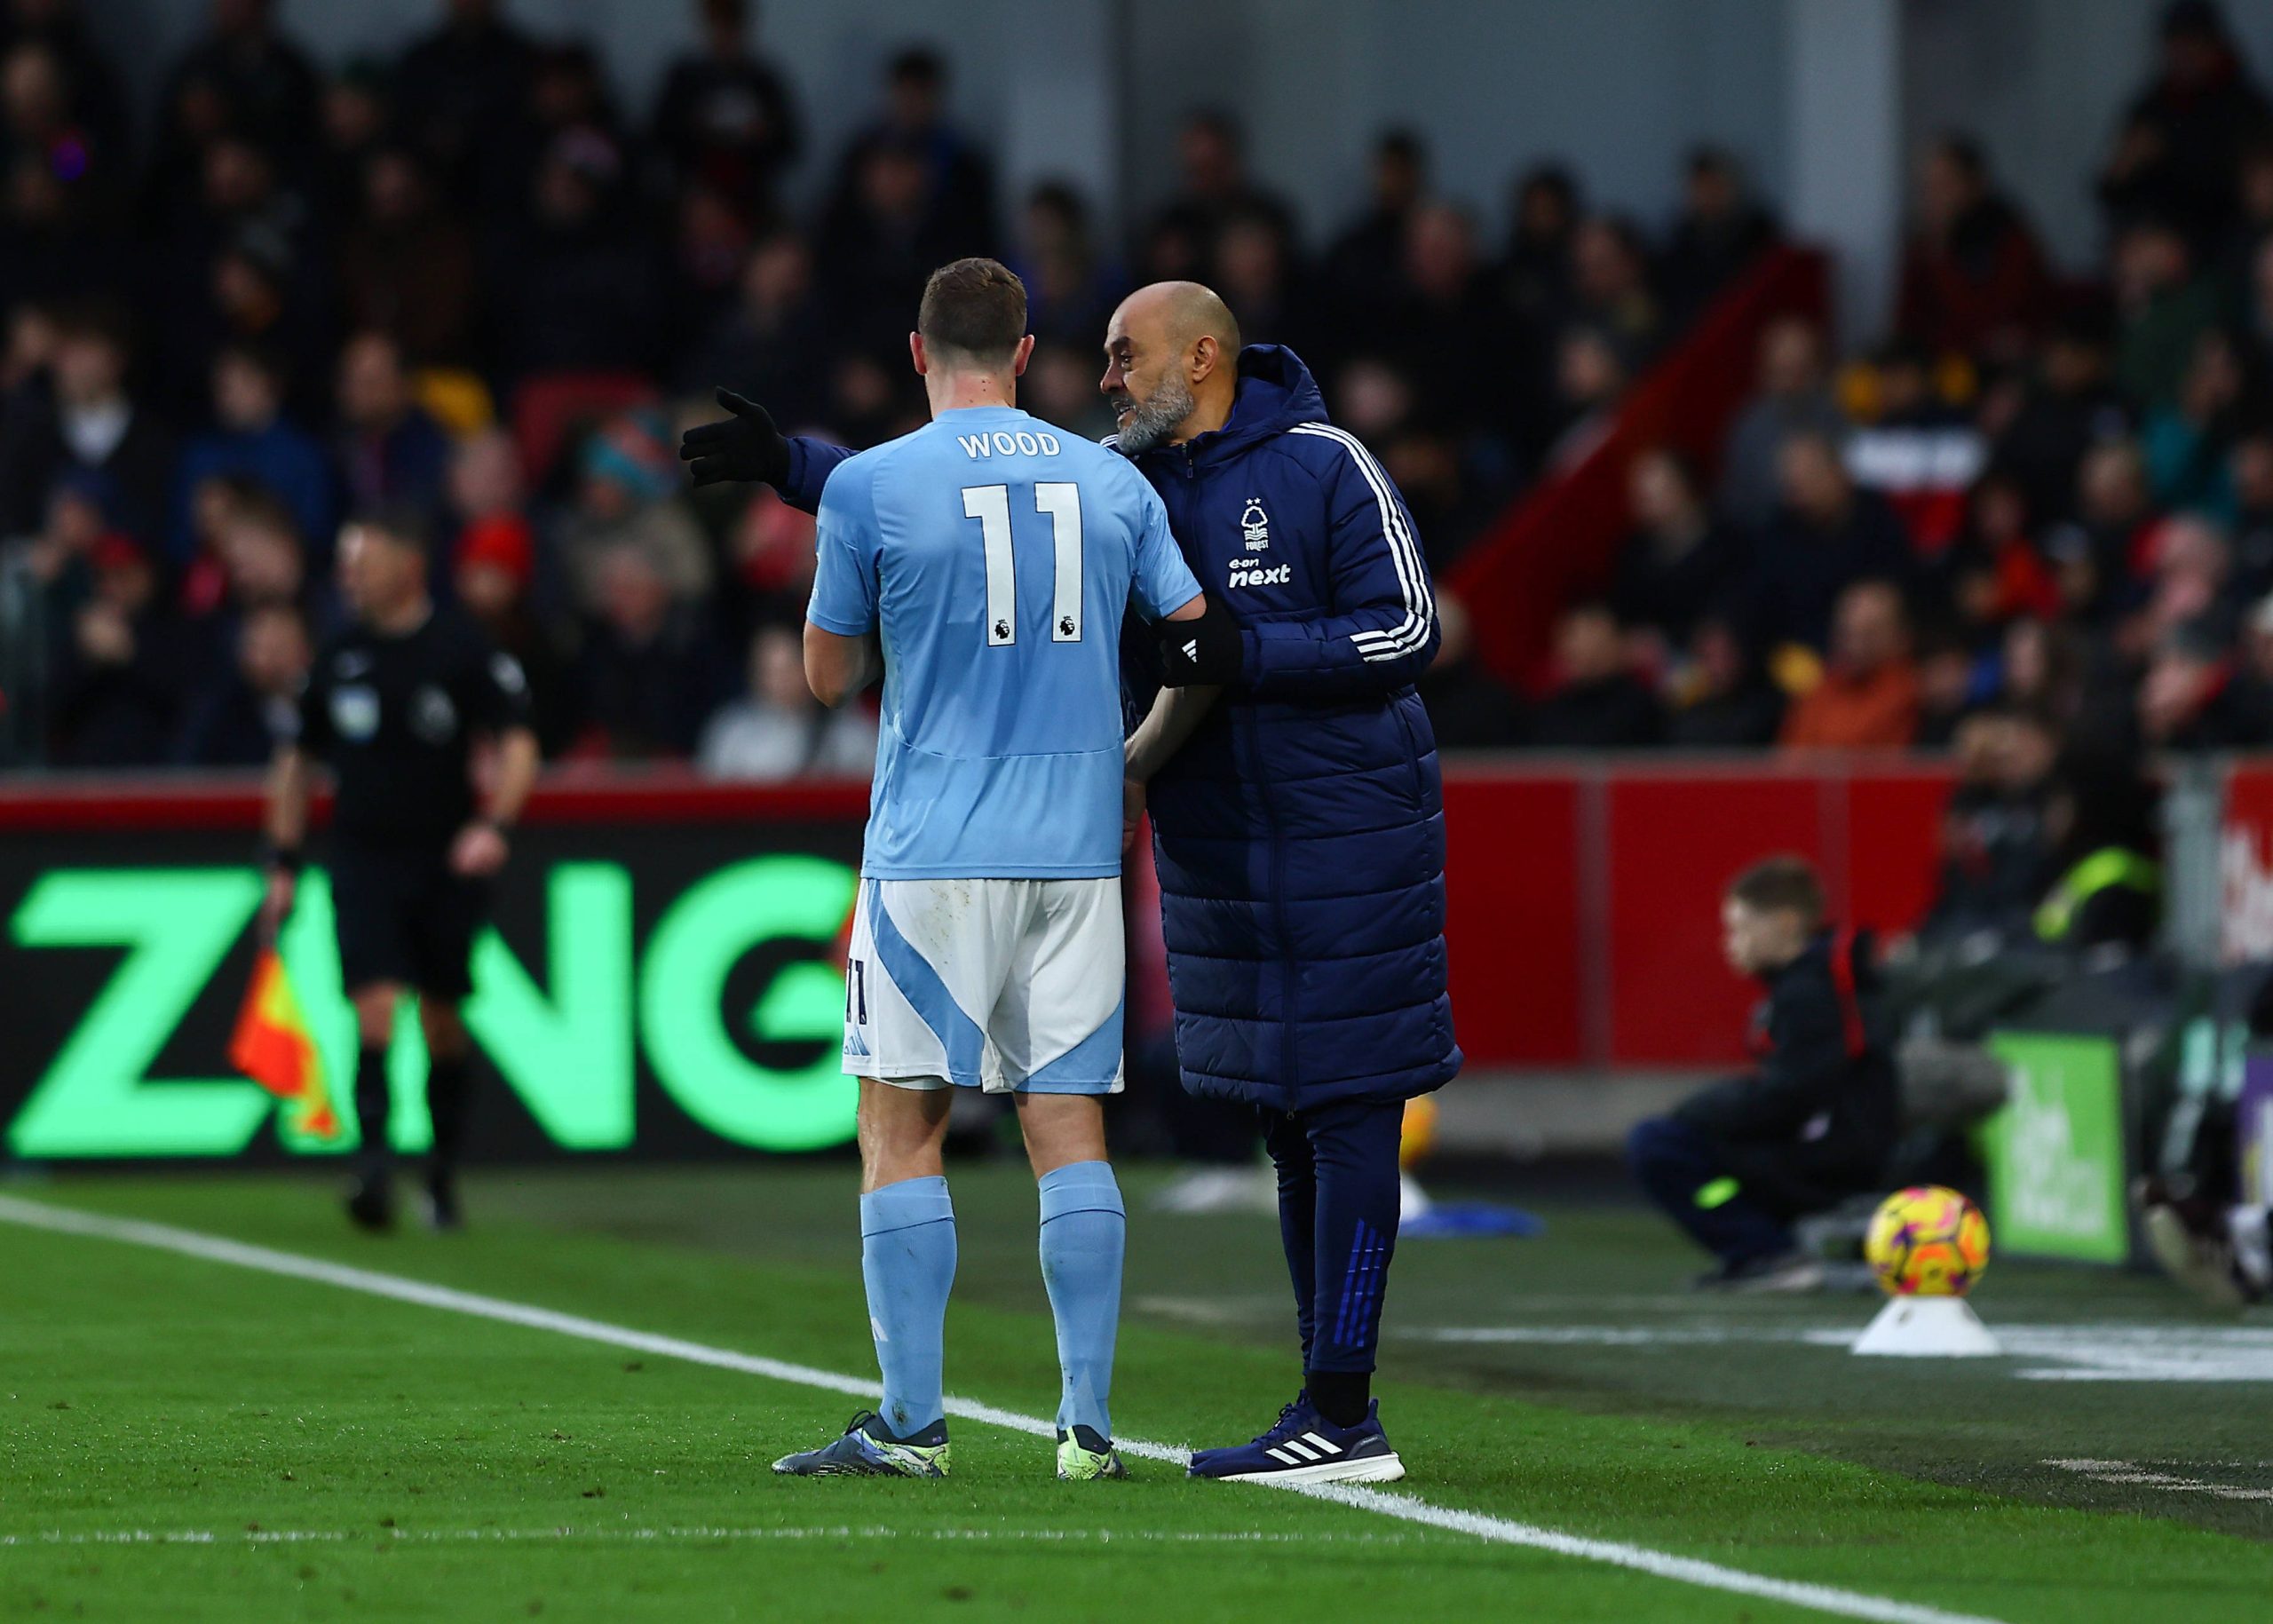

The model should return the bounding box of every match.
[679,388,790,488]
[1155,592,1242,687]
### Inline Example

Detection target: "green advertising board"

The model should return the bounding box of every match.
[1979,1030,2129,1264]
[0,816,869,1163]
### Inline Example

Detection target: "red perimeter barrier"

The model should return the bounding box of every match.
[0,756,1952,1072]
[1443,757,1951,1068]
[1449,246,1833,693]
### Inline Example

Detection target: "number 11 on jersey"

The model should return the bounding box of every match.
[963,482,1083,646]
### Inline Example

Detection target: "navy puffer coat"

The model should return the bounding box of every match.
[1121,347,1460,1109]
[776,346,1460,1110]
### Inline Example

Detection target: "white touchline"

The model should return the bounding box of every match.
[4,1526,1433,1549]
[2043,1459,2273,1501]
[0,1195,2005,1624]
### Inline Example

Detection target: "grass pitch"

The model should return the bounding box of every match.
[3,1162,2269,1622]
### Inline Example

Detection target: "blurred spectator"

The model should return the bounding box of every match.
[496,128,661,381]
[699,623,876,780]
[207,485,312,627]
[1212,208,1314,355]
[2142,324,2259,515]
[444,424,524,539]
[1720,317,1845,535]
[1940,469,2062,642]
[1915,706,2061,948]
[1569,216,1662,367]
[1415,592,1524,749]
[1658,146,1778,327]
[173,598,308,765]
[1501,162,1580,329]
[677,226,830,424]
[1843,337,1986,552]
[1541,325,1628,471]
[500,41,636,233]
[1324,130,1427,319]
[158,1,318,168]
[1023,342,1116,443]
[1988,307,2133,525]
[2036,749,2162,951]
[2044,439,2158,625]
[650,0,800,224]
[1146,109,1293,270]
[1778,580,1921,751]
[393,0,537,210]
[1,36,126,313]
[1610,446,1742,648]
[2112,212,2223,407]
[1384,201,1524,448]
[333,329,453,525]
[2228,424,2273,598]
[313,59,390,226]
[1996,615,2088,722]
[453,505,576,755]
[2224,134,2273,277]
[158,216,331,425]
[170,342,331,563]
[335,146,480,367]
[47,534,183,765]
[1526,601,1662,749]
[1666,613,1786,748]
[2099,0,2269,249]
[575,541,724,757]
[1748,430,1915,651]
[714,479,820,637]
[2129,512,2239,657]
[1895,134,2052,365]
[817,132,968,355]
[1912,622,1980,747]
[2140,612,2268,747]
[828,46,995,272]
[1012,181,1121,347]
[0,298,173,544]
[558,406,711,611]
[0,0,126,167]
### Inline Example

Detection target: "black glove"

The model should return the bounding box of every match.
[1156,595,1243,687]
[679,387,790,488]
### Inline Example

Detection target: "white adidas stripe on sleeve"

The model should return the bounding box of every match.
[1287,423,1436,662]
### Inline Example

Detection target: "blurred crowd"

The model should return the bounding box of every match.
[0,0,1787,772]
[1494,0,2273,789]
[1419,0,2273,954]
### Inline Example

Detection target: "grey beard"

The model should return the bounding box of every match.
[1113,376,1195,454]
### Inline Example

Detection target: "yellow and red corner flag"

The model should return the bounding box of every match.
[230,947,343,1140]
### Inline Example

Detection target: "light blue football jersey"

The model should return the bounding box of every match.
[807,406,1203,878]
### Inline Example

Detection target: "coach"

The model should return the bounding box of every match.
[680,279,1459,1482]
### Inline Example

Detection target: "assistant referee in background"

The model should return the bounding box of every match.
[261,508,539,1232]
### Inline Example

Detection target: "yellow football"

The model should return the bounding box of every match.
[1864,1185,1992,1297]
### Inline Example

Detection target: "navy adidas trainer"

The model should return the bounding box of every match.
[1185,1393,1404,1484]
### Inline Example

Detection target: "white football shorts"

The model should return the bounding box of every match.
[843,876,1125,1095]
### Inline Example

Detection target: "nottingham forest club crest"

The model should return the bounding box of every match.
[1239,498,1271,551]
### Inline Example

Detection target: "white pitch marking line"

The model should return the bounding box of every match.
[2044,1459,2273,1501]
[0,1195,2005,1624]
[2,1526,1430,1549]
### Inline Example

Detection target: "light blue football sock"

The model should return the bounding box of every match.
[1037,1160,1125,1441]
[859,1175,956,1439]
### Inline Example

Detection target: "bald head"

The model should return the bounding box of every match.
[1118,280,1242,358]
[1101,281,1242,452]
